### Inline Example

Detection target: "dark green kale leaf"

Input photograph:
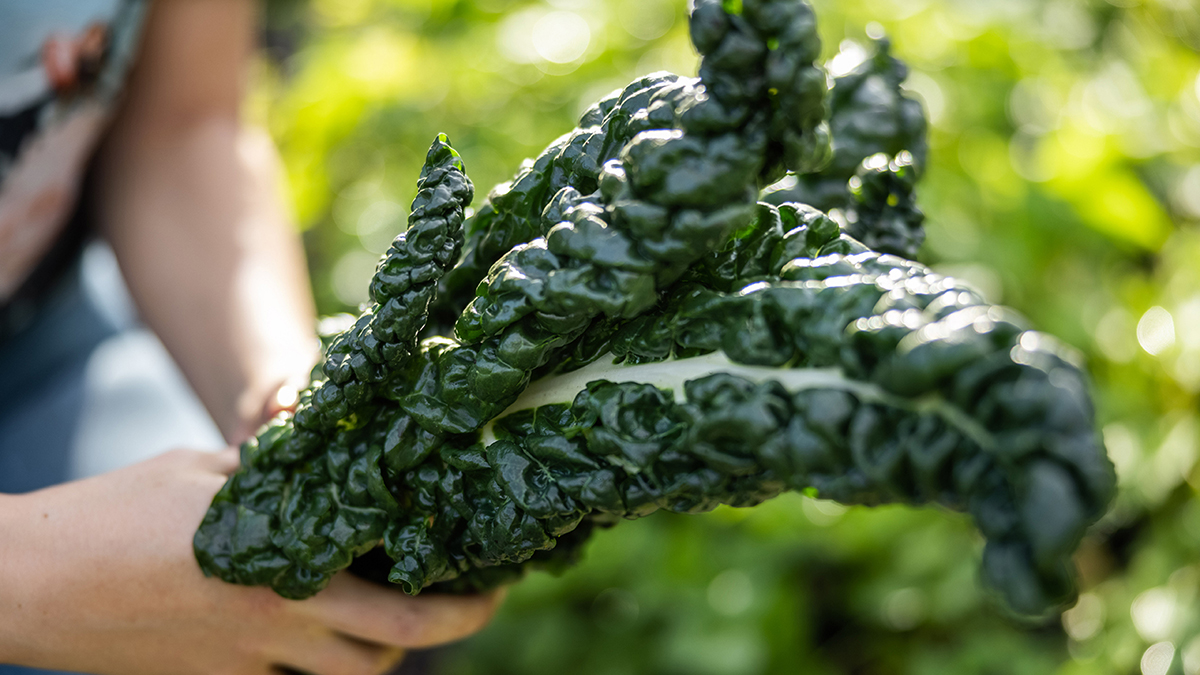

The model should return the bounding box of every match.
[762,36,928,211]
[431,0,832,331]
[762,36,928,259]
[194,134,471,597]
[842,151,925,259]
[195,0,1115,618]
[392,213,1114,615]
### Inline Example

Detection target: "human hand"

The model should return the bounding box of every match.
[0,449,502,675]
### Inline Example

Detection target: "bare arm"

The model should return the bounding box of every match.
[0,450,501,675]
[0,4,503,672]
[94,0,318,442]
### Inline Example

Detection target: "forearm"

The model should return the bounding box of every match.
[95,119,318,442]
[92,0,318,443]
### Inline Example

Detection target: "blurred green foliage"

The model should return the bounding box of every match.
[255,0,1200,672]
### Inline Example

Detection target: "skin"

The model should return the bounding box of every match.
[93,0,321,443]
[0,1,503,672]
[0,449,502,675]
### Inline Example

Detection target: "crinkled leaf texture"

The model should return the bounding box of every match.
[194,0,1114,618]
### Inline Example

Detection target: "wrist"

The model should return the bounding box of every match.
[232,378,303,442]
[234,345,318,442]
[226,338,319,444]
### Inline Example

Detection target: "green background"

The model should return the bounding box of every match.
[255,0,1200,672]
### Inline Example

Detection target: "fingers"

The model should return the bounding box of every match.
[298,572,504,649]
[271,632,403,675]
[203,447,242,475]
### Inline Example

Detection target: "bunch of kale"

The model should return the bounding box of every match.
[195,0,1115,616]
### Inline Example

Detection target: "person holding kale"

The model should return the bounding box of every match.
[0,2,499,674]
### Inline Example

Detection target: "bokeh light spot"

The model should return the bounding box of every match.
[1138,306,1176,356]
[882,588,926,631]
[357,200,406,253]
[828,40,869,78]
[801,496,847,526]
[331,249,378,308]
[533,11,591,64]
[707,570,754,616]
[1062,592,1105,641]
[498,8,544,64]
[357,199,404,236]
[1142,642,1176,675]
[1131,587,1177,642]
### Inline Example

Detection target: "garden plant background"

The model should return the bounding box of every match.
[253,0,1200,672]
